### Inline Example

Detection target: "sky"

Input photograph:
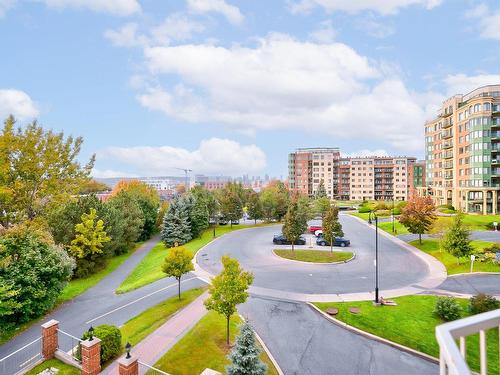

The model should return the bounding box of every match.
[1,0,500,179]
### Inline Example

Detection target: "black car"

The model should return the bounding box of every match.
[273,234,306,245]
[316,237,350,247]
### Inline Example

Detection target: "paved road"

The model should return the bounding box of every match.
[398,231,500,243]
[435,274,500,296]
[197,215,430,294]
[239,296,438,375]
[0,235,206,361]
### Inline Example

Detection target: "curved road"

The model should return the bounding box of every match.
[197,215,433,295]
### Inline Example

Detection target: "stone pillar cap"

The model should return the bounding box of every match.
[81,337,101,348]
[41,319,59,329]
[117,355,138,367]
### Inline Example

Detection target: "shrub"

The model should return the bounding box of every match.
[486,222,500,230]
[376,209,391,217]
[434,297,461,321]
[469,293,499,315]
[392,207,402,215]
[358,206,371,213]
[81,324,122,363]
[375,202,388,211]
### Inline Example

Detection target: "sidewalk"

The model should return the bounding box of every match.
[102,291,209,374]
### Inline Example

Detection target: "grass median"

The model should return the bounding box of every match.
[314,295,499,374]
[274,249,353,263]
[151,310,279,375]
[409,239,500,274]
[120,287,206,347]
[25,359,80,375]
[117,223,273,294]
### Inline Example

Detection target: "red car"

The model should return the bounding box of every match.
[308,225,322,234]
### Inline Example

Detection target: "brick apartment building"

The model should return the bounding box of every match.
[288,148,417,201]
[422,84,500,214]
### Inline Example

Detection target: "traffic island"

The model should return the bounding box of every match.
[273,249,354,264]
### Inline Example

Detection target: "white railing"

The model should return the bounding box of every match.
[57,328,82,363]
[138,360,171,375]
[0,337,42,375]
[435,308,500,375]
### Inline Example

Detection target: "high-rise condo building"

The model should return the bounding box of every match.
[423,85,500,214]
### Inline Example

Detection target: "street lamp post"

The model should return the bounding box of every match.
[392,198,395,233]
[368,211,380,304]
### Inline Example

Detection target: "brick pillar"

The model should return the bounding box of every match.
[118,355,138,375]
[81,338,101,375]
[41,319,59,359]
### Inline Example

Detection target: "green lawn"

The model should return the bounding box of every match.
[25,359,80,375]
[117,224,270,293]
[120,287,205,347]
[314,295,499,375]
[349,212,410,234]
[435,214,500,231]
[274,249,353,263]
[58,241,144,302]
[151,311,279,375]
[409,239,500,274]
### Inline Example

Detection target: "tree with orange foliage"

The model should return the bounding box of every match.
[399,195,436,244]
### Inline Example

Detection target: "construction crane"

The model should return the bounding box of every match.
[174,168,193,191]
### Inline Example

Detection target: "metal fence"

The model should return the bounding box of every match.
[0,337,42,375]
[57,329,82,363]
[138,360,171,375]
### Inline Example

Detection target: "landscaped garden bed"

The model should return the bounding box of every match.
[273,249,353,263]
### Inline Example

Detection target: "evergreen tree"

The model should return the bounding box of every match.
[314,180,327,199]
[441,214,473,262]
[282,199,308,252]
[226,321,267,375]
[322,205,344,252]
[161,197,192,247]
[186,194,209,238]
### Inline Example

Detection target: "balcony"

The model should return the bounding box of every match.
[440,110,453,118]
[442,131,453,139]
[492,119,500,128]
[436,309,500,375]
[444,151,454,159]
[443,142,453,149]
[444,173,453,180]
[491,132,500,140]
[444,161,453,169]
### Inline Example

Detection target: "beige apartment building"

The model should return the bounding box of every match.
[423,85,500,214]
[288,148,416,200]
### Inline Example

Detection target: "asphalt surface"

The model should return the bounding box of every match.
[435,274,500,296]
[0,235,205,364]
[197,214,430,294]
[239,296,438,375]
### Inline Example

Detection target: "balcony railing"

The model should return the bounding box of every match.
[436,308,500,375]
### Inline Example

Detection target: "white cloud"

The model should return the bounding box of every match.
[41,0,141,16]
[466,4,500,40]
[99,138,266,176]
[91,168,138,178]
[151,13,205,43]
[136,34,436,151]
[309,20,336,43]
[104,23,148,47]
[444,73,500,96]
[289,0,442,15]
[356,16,395,38]
[0,0,16,17]
[0,89,39,119]
[187,0,244,24]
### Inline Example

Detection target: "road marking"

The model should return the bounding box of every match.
[85,277,198,324]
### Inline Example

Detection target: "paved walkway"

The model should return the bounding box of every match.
[102,291,209,375]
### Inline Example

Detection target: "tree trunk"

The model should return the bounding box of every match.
[291,242,294,252]
[213,224,216,238]
[226,315,230,345]
[330,242,333,253]
[419,233,422,244]
[178,278,181,300]
[254,219,257,224]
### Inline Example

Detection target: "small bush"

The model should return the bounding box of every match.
[358,206,372,213]
[375,202,388,211]
[486,222,500,230]
[392,207,402,215]
[376,209,391,217]
[469,293,499,315]
[81,324,122,363]
[434,297,461,321]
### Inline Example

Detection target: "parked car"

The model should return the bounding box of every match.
[315,230,323,237]
[231,219,240,225]
[273,234,306,245]
[316,237,350,247]
[308,225,322,234]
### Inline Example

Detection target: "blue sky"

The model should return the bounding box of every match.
[1,0,500,178]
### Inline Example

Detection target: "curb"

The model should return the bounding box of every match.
[271,249,356,265]
[447,271,500,277]
[238,314,284,375]
[307,302,439,365]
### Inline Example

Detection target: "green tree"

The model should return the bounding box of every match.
[399,195,436,244]
[315,197,331,219]
[0,228,74,324]
[161,246,194,299]
[204,256,253,345]
[79,179,110,194]
[282,199,308,252]
[441,214,473,262]
[259,181,290,221]
[161,196,192,247]
[246,191,263,224]
[0,283,21,319]
[185,194,209,238]
[227,321,267,375]
[314,180,327,199]
[0,116,94,225]
[108,191,145,248]
[69,208,111,259]
[218,183,243,227]
[322,205,344,252]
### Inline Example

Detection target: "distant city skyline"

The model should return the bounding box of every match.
[2,1,500,177]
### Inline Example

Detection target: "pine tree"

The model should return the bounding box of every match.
[161,197,192,247]
[187,194,209,238]
[226,321,267,375]
[322,205,344,252]
[441,214,473,262]
[314,180,327,199]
